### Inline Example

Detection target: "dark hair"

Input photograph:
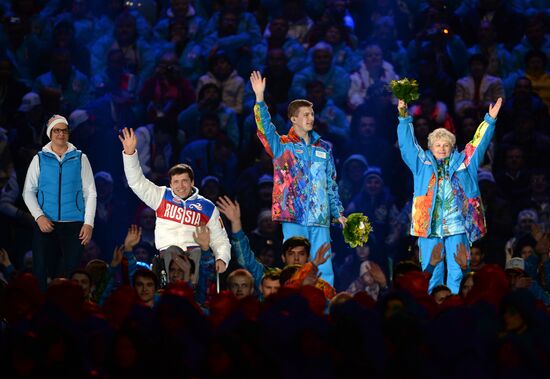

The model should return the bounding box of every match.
[133,268,159,290]
[279,264,301,285]
[513,235,537,258]
[70,269,92,283]
[432,284,451,295]
[282,236,311,256]
[468,53,488,67]
[198,83,222,100]
[287,99,313,118]
[524,49,548,67]
[168,163,194,182]
[306,80,325,92]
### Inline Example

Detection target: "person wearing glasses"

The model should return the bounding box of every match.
[23,115,97,291]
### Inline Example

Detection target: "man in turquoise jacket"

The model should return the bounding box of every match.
[397,97,502,294]
[250,71,346,285]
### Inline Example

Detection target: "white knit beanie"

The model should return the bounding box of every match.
[46,115,68,139]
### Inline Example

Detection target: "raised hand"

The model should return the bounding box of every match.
[488,97,503,119]
[79,224,93,245]
[124,224,142,251]
[397,99,408,117]
[369,263,388,288]
[193,224,210,251]
[111,245,125,267]
[171,252,191,274]
[216,196,242,232]
[429,242,445,266]
[454,243,470,270]
[0,248,11,267]
[312,242,332,267]
[118,127,137,155]
[250,71,266,102]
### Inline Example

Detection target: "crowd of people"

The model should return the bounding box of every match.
[1,0,550,376]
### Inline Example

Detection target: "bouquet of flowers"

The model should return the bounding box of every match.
[343,213,373,248]
[390,78,420,117]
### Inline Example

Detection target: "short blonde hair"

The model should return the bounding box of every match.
[427,128,456,149]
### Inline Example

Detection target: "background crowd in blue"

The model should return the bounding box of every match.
[0,0,550,377]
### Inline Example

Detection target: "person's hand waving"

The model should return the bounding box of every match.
[250,71,266,102]
[118,127,137,155]
[488,97,503,119]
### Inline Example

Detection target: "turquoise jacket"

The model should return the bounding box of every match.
[254,101,344,227]
[397,113,496,243]
[37,150,84,222]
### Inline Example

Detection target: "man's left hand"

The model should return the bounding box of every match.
[79,224,93,245]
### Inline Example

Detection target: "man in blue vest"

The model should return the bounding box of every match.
[23,115,97,291]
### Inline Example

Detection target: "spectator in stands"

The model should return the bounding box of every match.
[91,11,155,83]
[177,83,238,147]
[467,20,516,79]
[40,19,91,77]
[455,53,505,117]
[290,41,350,108]
[338,154,368,209]
[227,268,255,300]
[347,43,398,110]
[33,47,92,115]
[139,50,196,123]
[197,51,245,115]
[251,15,305,73]
[153,0,206,43]
[306,80,350,148]
[165,18,205,85]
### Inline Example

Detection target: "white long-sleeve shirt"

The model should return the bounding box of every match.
[123,150,231,265]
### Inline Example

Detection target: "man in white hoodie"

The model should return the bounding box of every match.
[119,127,230,274]
[23,115,97,291]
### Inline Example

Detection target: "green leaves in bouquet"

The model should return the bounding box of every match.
[390,78,420,104]
[343,213,373,248]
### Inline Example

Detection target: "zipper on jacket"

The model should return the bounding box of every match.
[57,156,77,221]
[58,162,62,221]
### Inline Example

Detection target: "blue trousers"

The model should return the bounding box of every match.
[282,223,333,285]
[418,233,469,294]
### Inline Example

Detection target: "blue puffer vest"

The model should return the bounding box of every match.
[37,150,84,221]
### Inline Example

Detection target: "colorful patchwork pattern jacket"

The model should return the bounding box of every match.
[254,101,344,227]
[397,113,496,243]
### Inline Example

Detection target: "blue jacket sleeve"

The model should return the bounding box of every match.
[326,149,344,220]
[124,250,137,287]
[254,101,284,158]
[231,230,265,292]
[195,248,216,305]
[397,115,427,174]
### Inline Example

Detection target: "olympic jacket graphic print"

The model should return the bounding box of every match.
[122,151,231,265]
[254,101,344,227]
[397,113,496,243]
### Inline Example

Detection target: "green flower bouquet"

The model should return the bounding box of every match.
[343,213,373,248]
[390,78,420,117]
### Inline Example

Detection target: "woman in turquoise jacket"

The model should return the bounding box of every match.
[397,97,502,293]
